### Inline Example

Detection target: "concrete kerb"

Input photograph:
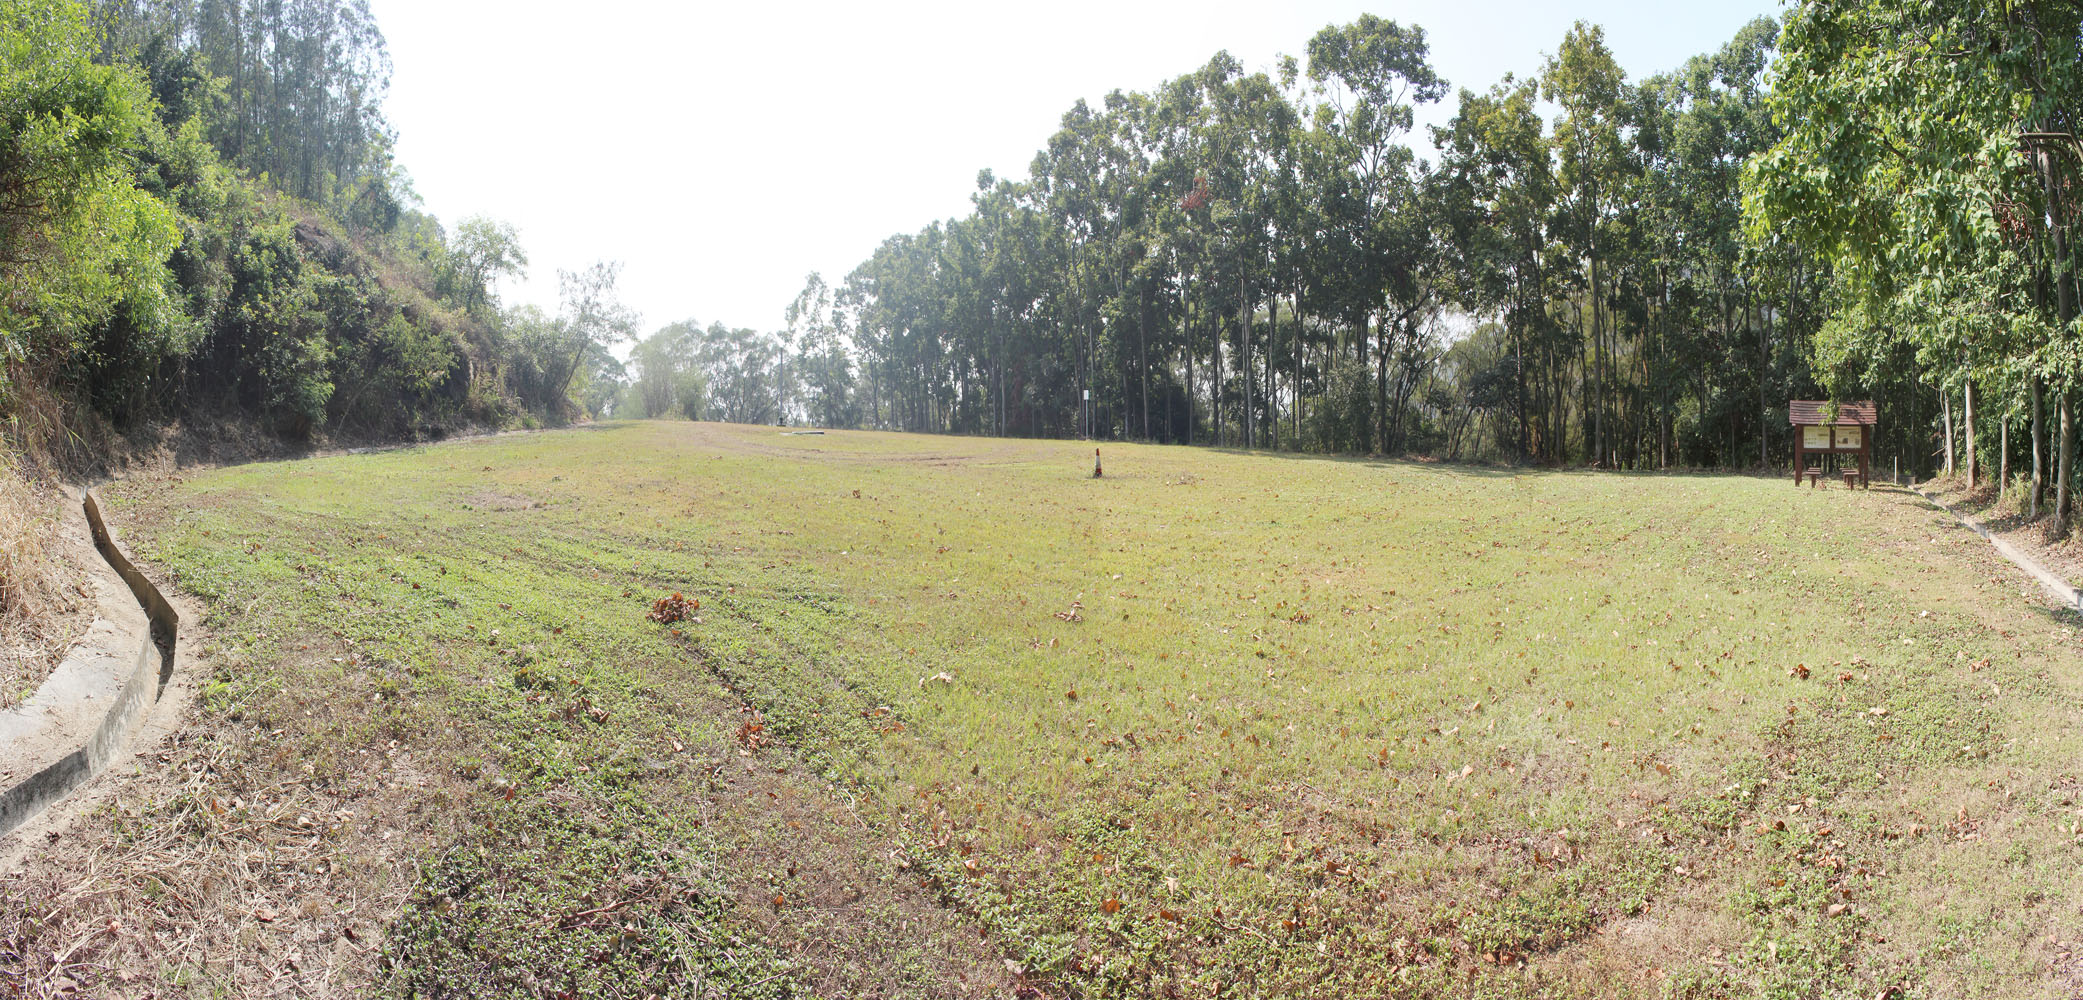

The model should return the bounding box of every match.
[0,489,180,840]
[1913,486,2083,614]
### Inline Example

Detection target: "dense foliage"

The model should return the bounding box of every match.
[0,0,631,455]
[1749,0,2083,530]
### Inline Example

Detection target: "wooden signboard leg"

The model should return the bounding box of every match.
[1794,432,1804,486]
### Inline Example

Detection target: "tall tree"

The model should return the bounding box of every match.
[552,261,638,413]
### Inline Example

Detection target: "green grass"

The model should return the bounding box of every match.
[91,421,2083,998]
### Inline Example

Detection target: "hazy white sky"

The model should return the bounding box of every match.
[369,0,1782,336]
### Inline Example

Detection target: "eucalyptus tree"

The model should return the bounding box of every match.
[1143,68,1215,443]
[1036,99,1119,439]
[629,322,702,419]
[1657,18,1787,467]
[692,322,784,424]
[1624,70,1689,467]
[1541,22,1632,465]
[1194,57,1298,448]
[801,11,1863,476]
[1305,16,1446,453]
[787,272,856,429]
[99,0,395,206]
[944,173,1050,436]
[1433,75,1555,460]
[1095,89,1170,441]
[551,261,639,411]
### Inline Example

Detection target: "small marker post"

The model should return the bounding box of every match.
[1092,447,1103,478]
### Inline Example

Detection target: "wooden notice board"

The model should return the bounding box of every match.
[1790,400,1875,488]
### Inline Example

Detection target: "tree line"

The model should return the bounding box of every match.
[613,15,1837,472]
[623,3,2083,542]
[12,0,2081,538]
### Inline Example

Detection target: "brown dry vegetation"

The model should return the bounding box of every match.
[0,452,87,710]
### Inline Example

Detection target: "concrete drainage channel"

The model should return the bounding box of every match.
[1913,485,2083,614]
[0,489,180,839]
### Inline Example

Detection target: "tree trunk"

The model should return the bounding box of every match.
[1965,377,1977,489]
[1293,285,1303,448]
[1942,390,1955,475]
[2039,145,2072,521]
[1240,280,1252,449]
[1658,266,1669,466]
[2059,390,2075,537]
[1139,303,1150,441]
[2000,409,2009,499]
[1267,292,1279,450]
[1375,310,1391,454]
[1514,309,1528,462]
[1184,288,1194,445]
[1579,298,1595,464]
[2032,376,2045,518]
[1591,273,1603,466]
[1759,295,1771,469]
[1213,293,1224,448]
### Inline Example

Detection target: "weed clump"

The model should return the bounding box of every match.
[646,591,700,624]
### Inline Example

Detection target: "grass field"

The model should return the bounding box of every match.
[9,420,2083,999]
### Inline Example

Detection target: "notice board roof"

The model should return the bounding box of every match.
[1789,400,1876,426]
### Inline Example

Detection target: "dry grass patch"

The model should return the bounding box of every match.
[0,452,88,709]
